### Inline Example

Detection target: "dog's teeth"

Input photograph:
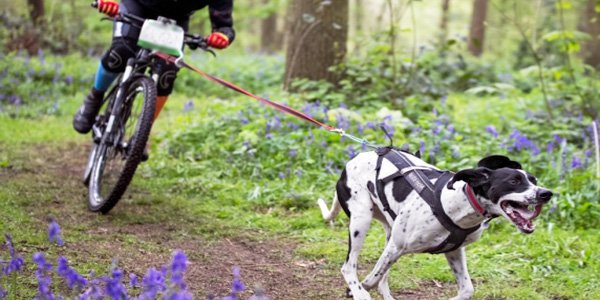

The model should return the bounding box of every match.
[506,206,514,214]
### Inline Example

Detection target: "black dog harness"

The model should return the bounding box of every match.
[374,147,480,254]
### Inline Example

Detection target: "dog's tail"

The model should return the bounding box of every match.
[317,193,341,223]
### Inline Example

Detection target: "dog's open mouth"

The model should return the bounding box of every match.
[500,200,543,234]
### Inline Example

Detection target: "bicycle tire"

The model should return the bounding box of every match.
[88,76,157,213]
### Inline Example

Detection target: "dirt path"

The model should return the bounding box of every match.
[1,141,449,299]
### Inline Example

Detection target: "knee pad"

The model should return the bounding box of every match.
[101,38,138,73]
[156,62,180,96]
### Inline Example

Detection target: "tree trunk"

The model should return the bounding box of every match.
[260,0,283,53]
[283,0,349,90]
[467,0,488,56]
[27,0,45,25]
[582,0,600,69]
[439,0,451,45]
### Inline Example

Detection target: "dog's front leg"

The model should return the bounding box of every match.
[444,247,474,300]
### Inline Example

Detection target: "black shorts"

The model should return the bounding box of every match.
[100,0,189,96]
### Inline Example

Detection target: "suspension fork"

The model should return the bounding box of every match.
[101,57,136,148]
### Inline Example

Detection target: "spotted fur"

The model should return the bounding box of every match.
[317,152,553,300]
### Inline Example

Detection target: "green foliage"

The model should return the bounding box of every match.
[0,52,95,118]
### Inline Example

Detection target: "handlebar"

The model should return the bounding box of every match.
[91,1,210,52]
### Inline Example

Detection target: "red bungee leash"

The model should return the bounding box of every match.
[155,52,344,133]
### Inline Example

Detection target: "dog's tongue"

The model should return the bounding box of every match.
[514,204,543,220]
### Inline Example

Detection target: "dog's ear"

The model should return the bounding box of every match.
[447,167,492,190]
[477,155,522,170]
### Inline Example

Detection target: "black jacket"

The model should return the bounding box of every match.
[136,0,235,41]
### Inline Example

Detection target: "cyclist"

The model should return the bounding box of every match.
[73,0,235,134]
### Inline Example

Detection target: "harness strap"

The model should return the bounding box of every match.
[374,148,481,254]
[426,172,480,254]
[375,154,397,220]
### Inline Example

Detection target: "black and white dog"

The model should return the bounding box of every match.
[317,149,553,300]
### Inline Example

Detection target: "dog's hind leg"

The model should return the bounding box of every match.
[342,205,374,300]
[375,222,395,300]
[444,247,474,300]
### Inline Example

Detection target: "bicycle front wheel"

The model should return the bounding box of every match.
[88,76,157,213]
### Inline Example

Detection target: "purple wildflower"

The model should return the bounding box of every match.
[183,100,194,113]
[129,273,138,288]
[33,252,55,300]
[288,149,298,158]
[507,129,540,156]
[3,234,24,276]
[419,141,426,157]
[56,256,87,290]
[79,272,105,299]
[48,220,64,246]
[139,267,166,299]
[170,250,188,290]
[278,172,285,179]
[345,145,356,159]
[546,141,554,153]
[485,125,499,138]
[0,286,6,299]
[223,267,245,300]
[105,267,128,299]
[570,155,582,170]
[295,169,303,178]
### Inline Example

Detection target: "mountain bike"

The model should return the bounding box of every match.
[83,5,210,213]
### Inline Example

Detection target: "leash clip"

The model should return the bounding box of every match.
[329,128,345,136]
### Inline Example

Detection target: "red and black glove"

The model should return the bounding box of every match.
[206,32,230,49]
[98,0,119,17]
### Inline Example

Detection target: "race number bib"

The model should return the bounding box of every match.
[138,19,184,57]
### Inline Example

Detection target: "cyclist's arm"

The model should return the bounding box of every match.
[207,0,235,43]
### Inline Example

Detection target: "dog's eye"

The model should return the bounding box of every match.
[509,179,520,185]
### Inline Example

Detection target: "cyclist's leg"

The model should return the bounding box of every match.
[73,0,155,133]
[152,17,190,121]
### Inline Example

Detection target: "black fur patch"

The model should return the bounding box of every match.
[336,168,352,217]
[367,181,376,197]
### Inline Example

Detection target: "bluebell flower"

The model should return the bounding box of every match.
[288,149,298,158]
[48,220,64,246]
[33,252,54,300]
[507,129,540,156]
[3,234,24,276]
[485,125,499,138]
[419,141,426,157]
[79,273,105,299]
[57,256,87,290]
[170,250,188,290]
[129,273,138,288]
[295,169,303,178]
[139,267,166,299]
[226,266,245,299]
[0,285,6,299]
[546,141,554,153]
[105,267,128,299]
[365,122,375,129]
[278,172,285,179]
[357,124,365,135]
[183,100,194,113]
[163,291,193,300]
[571,155,582,170]
[345,145,356,159]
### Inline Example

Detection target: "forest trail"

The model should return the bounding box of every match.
[1,139,449,299]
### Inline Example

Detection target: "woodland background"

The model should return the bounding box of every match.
[0,0,599,299]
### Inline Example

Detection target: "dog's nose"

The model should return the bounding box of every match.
[536,189,553,203]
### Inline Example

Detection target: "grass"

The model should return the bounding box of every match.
[1,58,599,299]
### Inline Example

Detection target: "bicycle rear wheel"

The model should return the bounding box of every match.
[88,76,157,213]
